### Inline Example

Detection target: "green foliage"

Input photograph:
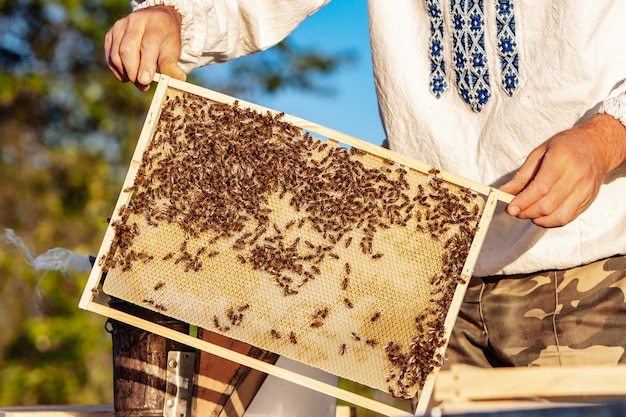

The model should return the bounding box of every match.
[204,40,356,97]
[0,0,350,407]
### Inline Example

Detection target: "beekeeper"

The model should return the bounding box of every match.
[105,1,626,370]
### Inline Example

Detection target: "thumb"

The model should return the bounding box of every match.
[499,176,522,195]
[159,60,187,82]
[500,147,546,195]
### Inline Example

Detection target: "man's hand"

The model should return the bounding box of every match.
[105,6,187,91]
[500,113,626,228]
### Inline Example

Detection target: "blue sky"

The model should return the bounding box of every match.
[196,0,386,146]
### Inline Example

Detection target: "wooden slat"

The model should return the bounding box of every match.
[78,77,173,310]
[435,365,626,402]
[433,399,607,416]
[414,189,499,416]
[0,405,114,417]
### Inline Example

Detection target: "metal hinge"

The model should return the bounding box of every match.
[164,351,196,417]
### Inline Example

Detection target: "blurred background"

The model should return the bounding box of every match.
[0,0,389,412]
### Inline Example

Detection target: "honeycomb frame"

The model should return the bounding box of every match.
[80,74,507,416]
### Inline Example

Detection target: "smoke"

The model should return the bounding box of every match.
[3,228,93,274]
[2,228,94,309]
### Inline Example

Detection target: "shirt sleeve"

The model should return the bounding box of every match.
[131,0,330,73]
[598,81,626,128]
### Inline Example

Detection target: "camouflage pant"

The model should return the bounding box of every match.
[445,254,626,368]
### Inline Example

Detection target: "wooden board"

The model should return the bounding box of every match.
[435,365,626,402]
[0,405,114,417]
[433,365,626,415]
[79,74,510,416]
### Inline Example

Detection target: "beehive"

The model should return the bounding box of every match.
[81,75,506,413]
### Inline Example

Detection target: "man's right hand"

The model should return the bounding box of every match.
[104,5,187,91]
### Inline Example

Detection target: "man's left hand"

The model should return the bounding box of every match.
[500,113,626,228]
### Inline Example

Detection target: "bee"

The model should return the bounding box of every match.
[371,312,381,322]
[344,298,354,309]
[313,307,329,319]
[289,331,298,344]
[366,339,379,347]
[372,253,384,260]
[311,320,323,328]
[341,277,349,291]
[351,332,361,341]
[232,241,246,250]
[345,263,351,275]
[271,329,282,339]
[154,281,166,291]
[339,344,347,355]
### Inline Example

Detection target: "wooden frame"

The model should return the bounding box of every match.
[79,74,513,416]
[433,365,626,415]
[0,405,114,417]
[436,365,626,402]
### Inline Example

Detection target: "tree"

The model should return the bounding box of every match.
[0,0,352,405]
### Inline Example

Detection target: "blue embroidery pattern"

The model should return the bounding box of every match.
[425,0,519,112]
[495,0,519,96]
[427,0,448,97]
[450,0,490,112]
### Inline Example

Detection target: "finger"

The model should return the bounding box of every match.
[523,183,588,228]
[501,146,553,217]
[512,173,571,225]
[532,167,599,227]
[155,21,185,81]
[499,146,546,196]
[135,29,164,86]
[512,160,599,227]
[159,61,187,81]
[116,15,153,86]
[505,158,563,218]
[105,22,129,83]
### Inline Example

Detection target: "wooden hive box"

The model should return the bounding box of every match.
[79,74,511,416]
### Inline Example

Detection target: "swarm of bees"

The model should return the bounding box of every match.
[100,89,485,399]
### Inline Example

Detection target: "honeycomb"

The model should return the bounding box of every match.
[100,86,486,399]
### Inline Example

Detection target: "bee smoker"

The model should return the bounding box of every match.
[106,297,194,417]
